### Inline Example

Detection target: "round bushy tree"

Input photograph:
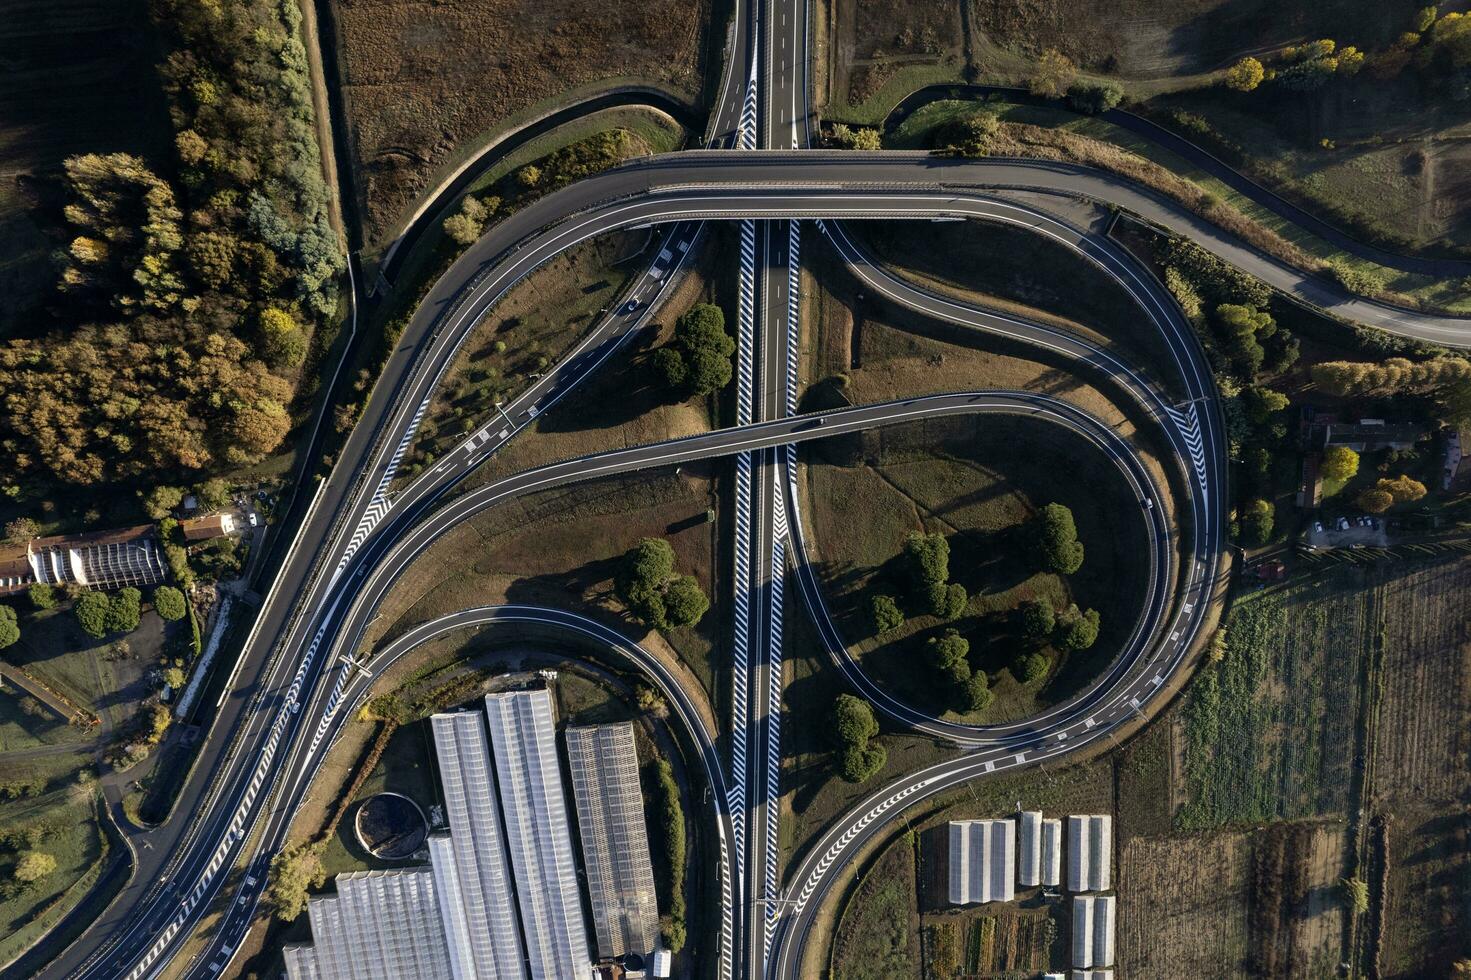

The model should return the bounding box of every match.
[152,586,187,622]
[1020,600,1055,641]
[1035,503,1085,574]
[1014,651,1050,684]
[1055,605,1101,652]
[0,604,18,650]
[27,582,57,611]
[74,592,112,639]
[868,594,904,635]
[839,743,886,783]
[662,575,709,629]
[964,672,993,713]
[105,587,142,634]
[830,694,878,749]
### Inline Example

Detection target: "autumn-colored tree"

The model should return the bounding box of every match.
[1321,445,1360,482]
[1029,49,1077,98]
[1224,56,1265,91]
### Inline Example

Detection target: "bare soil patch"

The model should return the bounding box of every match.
[968,0,1401,78]
[327,0,711,245]
[1118,821,1348,978]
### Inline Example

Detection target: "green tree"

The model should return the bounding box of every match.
[1029,48,1077,97]
[1321,445,1360,481]
[152,585,187,622]
[266,843,326,921]
[106,588,142,634]
[14,851,57,883]
[927,629,973,700]
[259,307,307,369]
[1066,80,1123,114]
[143,485,186,519]
[1242,386,1289,424]
[941,582,968,620]
[162,666,187,689]
[658,303,734,397]
[0,605,18,650]
[27,582,57,611]
[868,594,904,635]
[1020,600,1055,642]
[831,694,884,783]
[1014,651,1050,683]
[195,478,232,510]
[1241,498,1275,545]
[1055,605,1101,652]
[1224,56,1265,91]
[651,346,688,388]
[685,345,734,395]
[903,531,951,614]
[1215,304,1275,378]
[964,671,993,713]
[937,111,1000,157]
[1035,503,1085,574]
[615,538,705,631]
[830,694,879,748]
[839,743,886,782]
[74,592,112,638]
[662,575,709,628]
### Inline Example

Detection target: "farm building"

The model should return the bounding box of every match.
[1067,815,1112,892]
[1072,894,1116,968]
[3,525,169,595]
[1018,811,1043,886]
[948,819,1015,904]
[180,513,236,542]
[1041,817,1063,886]
[1070,972,1114,979]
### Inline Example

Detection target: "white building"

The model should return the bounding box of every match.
[1041,817,1063,887]
[948,819,1015,904]
[1067,814,1112,892]
[431,710,530,980]
[484,689,594,980]
[1072,894,1116,969]
[1018,811,1043,886]
[1071,971,1115,979]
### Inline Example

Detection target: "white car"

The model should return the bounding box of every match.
[247,512,259,528]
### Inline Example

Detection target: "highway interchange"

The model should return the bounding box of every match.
[20,1,1471,979]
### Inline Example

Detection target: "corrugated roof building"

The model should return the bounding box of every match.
[1067,814,1112,892]
[484,689,594,980]
[948,819,1015,904]
[565,723,660,961]
[23,525,167,592]
[430,710,530,980]
[302,868,457,979]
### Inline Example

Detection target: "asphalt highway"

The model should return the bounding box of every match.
[30,90,1466,980]
[193,392,1155,980]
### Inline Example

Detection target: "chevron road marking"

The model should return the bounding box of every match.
[1165,402,1209,490]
